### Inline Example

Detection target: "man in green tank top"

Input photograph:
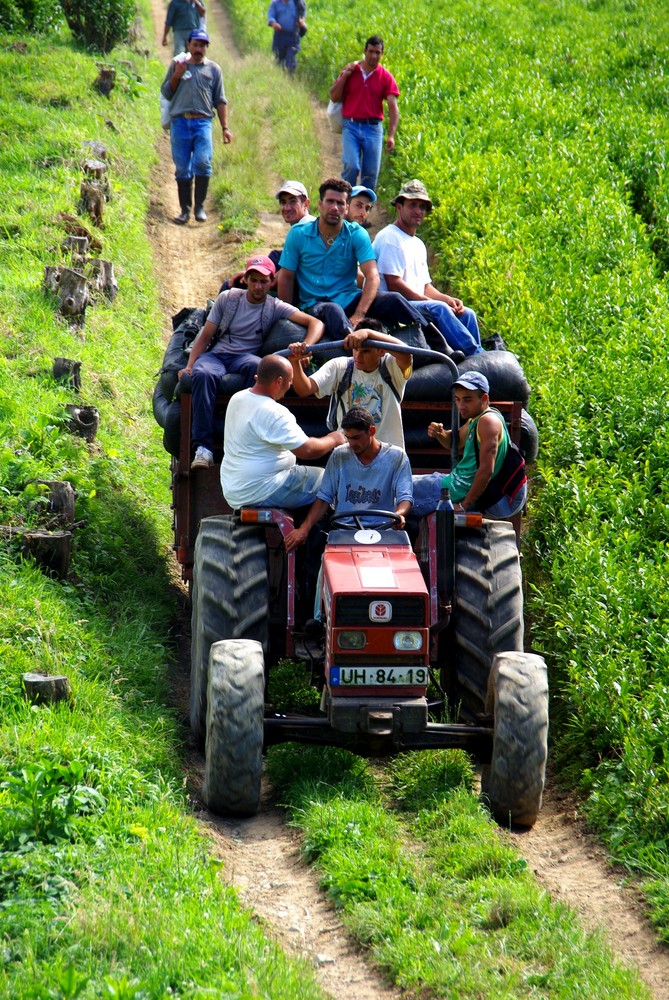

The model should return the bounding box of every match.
[412,371,527,519]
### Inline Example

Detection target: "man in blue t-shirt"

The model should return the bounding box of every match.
[284,406,412,552]
[267,0,306,74]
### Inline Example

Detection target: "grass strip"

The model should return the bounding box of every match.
[267,745,651,998]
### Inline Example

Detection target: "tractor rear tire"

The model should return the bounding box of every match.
[481,651,548,827]
[190,516,269,747]
[450,521,523,719]
[202,639,264,816]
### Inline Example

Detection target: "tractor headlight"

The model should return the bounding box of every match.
[393,631,423,651]
[337,631,366,650]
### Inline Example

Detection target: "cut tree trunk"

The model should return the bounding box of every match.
[57,267,89,316]
[37,480,76,525]
[65,404,100,442]
[88,259,118,301]
[53,357,82,390]
[23,672,72,706]
[22,529,73,578]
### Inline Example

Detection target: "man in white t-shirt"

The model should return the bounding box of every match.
[287,318,411,448]
[179,254,324,469]
[220,354,344,509]
[373,179,484,357]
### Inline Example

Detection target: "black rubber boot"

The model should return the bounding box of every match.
[194,175,209,222]
[174,178,192,225]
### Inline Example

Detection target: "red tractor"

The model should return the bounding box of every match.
[154,325,547,827]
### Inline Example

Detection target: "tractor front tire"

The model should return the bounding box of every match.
[449,521,524,719]
[481,651,548,827]
[190,516,269,747]
[202,639,264,816]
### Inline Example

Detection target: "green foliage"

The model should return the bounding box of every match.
[60,0,135,53]
[0,0,62,33]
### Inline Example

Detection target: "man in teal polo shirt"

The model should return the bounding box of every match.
[277,176,428,340]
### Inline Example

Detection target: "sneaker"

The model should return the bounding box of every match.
[190,446,213,470]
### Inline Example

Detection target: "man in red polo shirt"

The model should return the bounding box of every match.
[329,35,399,193]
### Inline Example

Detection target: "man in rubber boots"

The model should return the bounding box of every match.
[373,180,483,357]
[160,28,232,225]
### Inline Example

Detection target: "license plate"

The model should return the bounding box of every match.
[330,666,428,687]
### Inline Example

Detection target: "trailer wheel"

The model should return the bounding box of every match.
[449,521,523,719]
[481,651,548,827]
[202,639,264,816]
[190,516,269,747]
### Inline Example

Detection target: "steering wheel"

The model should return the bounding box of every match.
[330,509,403,531]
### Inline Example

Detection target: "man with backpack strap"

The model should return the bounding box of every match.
[287,319,411,448]
[411,371,527,519]
[178,254,323,469]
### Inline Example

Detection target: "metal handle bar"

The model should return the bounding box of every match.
[276,339,460,378]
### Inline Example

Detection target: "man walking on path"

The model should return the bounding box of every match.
[373,180,483,356]
[329,36,399,193]
[179,254,324,470]
[162,0,206,56]
[277,177,430,340]
[220,355,344,510]
[160,28,232,225]
[267,0,306,74]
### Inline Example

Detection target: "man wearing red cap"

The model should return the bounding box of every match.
[179,254,324,469]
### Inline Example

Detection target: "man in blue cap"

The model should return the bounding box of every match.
[160,28,233,224]
[412,371,527,519]
[347,185,377,227]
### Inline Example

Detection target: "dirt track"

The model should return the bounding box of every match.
[148,3,669,996]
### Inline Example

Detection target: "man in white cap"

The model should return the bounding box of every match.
[179,254,324,469]
[276,180,316,227]
[411,371,527,519]
[160,28,232,225]
[373,179,483,356]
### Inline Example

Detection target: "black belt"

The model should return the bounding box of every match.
[345,117,382,125]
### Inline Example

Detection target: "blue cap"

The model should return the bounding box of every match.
[454,372,489,394]
[188,28,210,42]
[351,185,377,203]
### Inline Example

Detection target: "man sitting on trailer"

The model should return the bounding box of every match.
[411,371,527,520]
[220,355,344,510]
[287,318,412,448]
[179,254,324,470]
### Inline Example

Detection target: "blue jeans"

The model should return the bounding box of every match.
[191,351,260,450]
[411,473,527,520]
[260,466,324,509]
[414,301,483,356]
[310,291,426,340]
[341,119,383,191]
[170,116,213,181]
[272,30,300,72]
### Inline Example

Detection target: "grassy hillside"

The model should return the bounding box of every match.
[229,0,669,933]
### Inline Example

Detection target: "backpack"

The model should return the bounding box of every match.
[472,409,527,510]
[183,289,273,353]
[326,356,400,431]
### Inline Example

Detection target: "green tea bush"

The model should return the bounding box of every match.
[60,0,135,52]
[0,0,62,33]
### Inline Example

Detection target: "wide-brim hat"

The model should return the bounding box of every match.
[390,179,433,210]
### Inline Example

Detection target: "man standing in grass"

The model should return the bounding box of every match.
[329,36,399,193]
[160,28,232,225]
[162,0,206,56]
[373,179,483,356]
[267,0,306,74]
[178,255,324,470]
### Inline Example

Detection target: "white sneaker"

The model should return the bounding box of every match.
[190,446,213,470]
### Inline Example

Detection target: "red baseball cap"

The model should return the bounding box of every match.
[244,254,276,277]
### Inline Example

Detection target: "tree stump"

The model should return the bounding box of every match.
[53,357,82,390]
[43,265,62,294]
[82,158,107,180]
[82,140,107,160]
[63,234,89,266]
[37,480,76,525]
[88,259,118,302]
[23,672,72,706]
[23,529,73,578]
[79,179,105,227]
[57,267,89,316]
[65,404,99,442]
[94,64,116,97]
